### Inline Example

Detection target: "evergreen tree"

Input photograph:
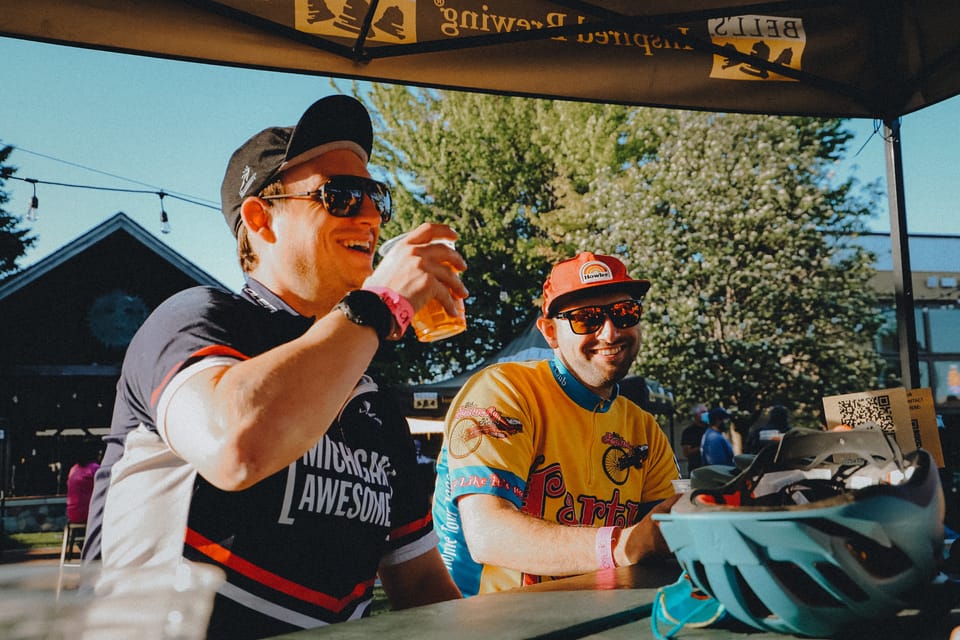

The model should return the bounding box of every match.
[0,145,36,281]
[569,112,884,429]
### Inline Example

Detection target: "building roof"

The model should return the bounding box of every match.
[0,212,228,431]
[0,211,224,298]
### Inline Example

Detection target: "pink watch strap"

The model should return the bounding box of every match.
[363,286,413,340]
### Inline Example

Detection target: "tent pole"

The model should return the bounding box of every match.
[883,118,921,389]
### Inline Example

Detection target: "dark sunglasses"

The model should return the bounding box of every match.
[260,175,393,224]
[553,299,643,335]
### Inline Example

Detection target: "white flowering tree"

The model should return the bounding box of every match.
[566,111,885,429]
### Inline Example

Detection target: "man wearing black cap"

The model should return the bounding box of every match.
[433,252,680,596]
[83,95,463,638]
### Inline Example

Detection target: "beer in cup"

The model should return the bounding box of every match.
[378,232,466,342]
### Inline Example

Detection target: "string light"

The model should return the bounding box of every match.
[8,175,218,234]
[25,178,39,222]
[158,192,171,234]
[2,141,220,233]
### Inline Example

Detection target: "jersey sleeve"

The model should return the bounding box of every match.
[115,287,255,436]
[442,364,537,509]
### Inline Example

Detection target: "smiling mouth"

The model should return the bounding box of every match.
[594,344,625,357]
[341,239,373,254]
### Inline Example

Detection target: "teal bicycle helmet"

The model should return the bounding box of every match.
[655,427,944,637]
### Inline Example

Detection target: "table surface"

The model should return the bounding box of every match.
[272,561,960,639]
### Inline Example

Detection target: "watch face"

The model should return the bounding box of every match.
[87,290,150,348]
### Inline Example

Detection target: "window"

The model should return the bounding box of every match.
[875,307,927,354]
[934,361,960,403]
[927,307,960,353]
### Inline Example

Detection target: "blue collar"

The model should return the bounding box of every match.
[241,277,305,317]
[548,356,619,412]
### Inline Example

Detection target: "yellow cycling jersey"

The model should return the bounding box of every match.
[433,358,679,596]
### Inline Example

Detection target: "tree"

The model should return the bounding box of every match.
[361,89,885,428]
[568,111,885,429]
[363,86,631,382]
[0,145,36,280]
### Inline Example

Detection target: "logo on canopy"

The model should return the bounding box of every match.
[296,0,415,43]
[708,15,805,81]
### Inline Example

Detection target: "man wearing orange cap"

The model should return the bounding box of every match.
[433,252,681,596]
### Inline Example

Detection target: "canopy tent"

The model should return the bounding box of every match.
[3,0,960,386]
[397,321,674,424]
[3,1,957,118]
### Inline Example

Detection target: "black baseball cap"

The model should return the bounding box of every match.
[220,95,374,236]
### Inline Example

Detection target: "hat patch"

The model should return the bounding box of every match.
[239,165,258,198]
[579,261,614,284]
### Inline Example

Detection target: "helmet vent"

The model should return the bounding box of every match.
[815,561,869,602]
[769,560,842,608]
[843,536,912,578]
[691,561,714,596]
[734,569,773,619]
[808,518,912,578]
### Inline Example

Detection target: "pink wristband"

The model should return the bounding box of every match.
[363,286,414,341]
[596,526,619,570]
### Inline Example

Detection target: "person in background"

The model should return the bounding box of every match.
[83,95,462,639]
[433,252,680,596]
[700,407,735,467]
[679,403,708,476]
[745,404,790,454]
[66,439,101,525]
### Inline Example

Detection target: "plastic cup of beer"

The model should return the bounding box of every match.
[378,232,467,342]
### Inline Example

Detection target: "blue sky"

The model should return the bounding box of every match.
[1,35,958,293]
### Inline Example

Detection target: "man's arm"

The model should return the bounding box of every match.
[163,312,382,491]
[163,223,467,492]
[378,547,462,609]
[458,493,679,576]
[700,431,718,466]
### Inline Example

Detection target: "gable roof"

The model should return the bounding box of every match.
[0,212,231,431]
[0,211,224,299]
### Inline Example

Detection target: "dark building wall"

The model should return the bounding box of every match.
[0,215,226,496]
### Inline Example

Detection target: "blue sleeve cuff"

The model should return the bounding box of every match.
[448,465,527,508]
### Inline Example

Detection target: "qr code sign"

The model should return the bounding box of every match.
[823,388,921,457]
[835,395,896,432]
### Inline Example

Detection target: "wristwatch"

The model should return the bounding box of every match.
[334,290,394,341]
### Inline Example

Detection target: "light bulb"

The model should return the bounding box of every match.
[26,180,39,221]
[159,192,171,233]
[26,195,39,222]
